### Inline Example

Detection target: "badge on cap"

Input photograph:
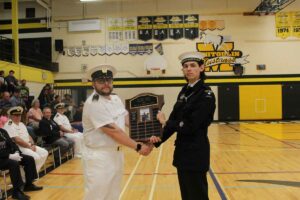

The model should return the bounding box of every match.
[178,52,204,65]
[86,64,117,81]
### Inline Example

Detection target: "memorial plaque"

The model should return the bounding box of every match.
[125,93,164,142]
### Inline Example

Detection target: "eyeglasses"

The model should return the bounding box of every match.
[95,79,113,84]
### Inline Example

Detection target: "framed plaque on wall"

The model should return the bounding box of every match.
[125,93,164,142]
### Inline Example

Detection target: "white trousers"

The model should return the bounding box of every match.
[64,132,83,157]
[82,145,124,200]
[19,146,49,173]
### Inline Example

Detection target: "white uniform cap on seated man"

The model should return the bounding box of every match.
[86,64,117,81]
[54,102,66,110]
[178,51,205,65]
[7,106,23,115]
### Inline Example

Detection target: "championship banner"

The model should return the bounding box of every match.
[153,16,168,41]
[291,12,300,38]
[199,20,225,31]
[129,43,153,55]
[184,14,199,40]
[107,17,123,41]
[123,17,137,41]
[276,12,292,39]
[168,15,184,40]
[138,16,153,41]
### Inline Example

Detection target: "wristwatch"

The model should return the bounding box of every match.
[135,143,142,152]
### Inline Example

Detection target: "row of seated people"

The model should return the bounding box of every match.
[0,103,83,200]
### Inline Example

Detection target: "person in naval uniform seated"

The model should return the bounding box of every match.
[53,103,83,158]
[82,64,152,200]
[150,52,216,200]
[3,106,48,174]
[0,128,43,200]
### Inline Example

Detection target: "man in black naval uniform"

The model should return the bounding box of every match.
[150,52,216,200]
[0,109,43,200]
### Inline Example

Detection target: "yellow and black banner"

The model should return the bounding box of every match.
[184,14,199,40]
[153,16,168,41]
[168,15,184,40]
[137,16,153,41]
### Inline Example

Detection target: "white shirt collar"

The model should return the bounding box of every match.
[188,79,200,87]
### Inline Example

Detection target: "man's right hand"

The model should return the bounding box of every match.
[9,152,22,161]
[149,136,162,144]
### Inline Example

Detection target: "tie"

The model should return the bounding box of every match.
[92,94,99,102]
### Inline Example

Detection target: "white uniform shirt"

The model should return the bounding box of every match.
[82,91,127,148]
[3,120,30,142]
[54,112,73,130]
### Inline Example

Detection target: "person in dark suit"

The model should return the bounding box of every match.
[0,128,43,200]
[150,52,216,200]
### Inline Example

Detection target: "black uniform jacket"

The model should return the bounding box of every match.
[39,117,61,144]
[0,128,20,159]
[156,80,216,172]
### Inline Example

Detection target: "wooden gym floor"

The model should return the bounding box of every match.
[5,122,300,200]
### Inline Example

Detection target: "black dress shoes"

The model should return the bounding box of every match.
[23,184,43,192]
[12,190,30,200]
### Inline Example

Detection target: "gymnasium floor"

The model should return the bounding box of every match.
[10,122,300,200]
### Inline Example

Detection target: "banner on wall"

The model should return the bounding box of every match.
[66,43,153,56]
[276,12,292,39]
[153,16,168,41]
[138,16,153,41]
[168,15,184,40]
[107,17,123,41]
[123,17,138,41]
[184,14,199,40]
[199,20,225,31]
[129,43,153,55]
[291,11,300,38]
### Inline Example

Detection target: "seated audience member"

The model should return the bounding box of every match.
[0,108,9,128]
[71,102,84,132]
[62,94,75,121]
[50,95,61,112]
[3,106,48,173]
[0,70,7,93]
[53,103,83,158]
[27,99,43,130]
[10,88,26,109]
[0,91,12,109]
[39,107,74,156]
[17,79,30,109]
[5,70,18,94]
[0,128,43,200]
[38,84,52,109]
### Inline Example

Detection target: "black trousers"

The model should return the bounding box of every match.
[0,154,38,191]
[177,170,209,200]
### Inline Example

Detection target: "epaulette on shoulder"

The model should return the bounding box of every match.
[55,114,59,118]
[8,120,12,125]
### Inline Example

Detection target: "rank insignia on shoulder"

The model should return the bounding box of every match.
[8,120,12,125]
[55,114,59,118]
[204,90,213,98]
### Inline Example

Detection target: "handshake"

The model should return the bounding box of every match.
[136,111,166,156]
[136,135,162,156]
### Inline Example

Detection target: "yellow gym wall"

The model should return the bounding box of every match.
[239,85,282,120]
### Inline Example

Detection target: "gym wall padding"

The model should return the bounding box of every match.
[239,85,282,120]
[282,83,300,120]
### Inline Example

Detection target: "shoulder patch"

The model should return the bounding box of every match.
[55,114,59,118]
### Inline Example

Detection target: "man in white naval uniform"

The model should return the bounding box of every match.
[53,102,83,158]
[82,64,152,200]
[3,106,48,173]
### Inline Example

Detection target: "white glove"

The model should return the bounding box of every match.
[9,152,22,162]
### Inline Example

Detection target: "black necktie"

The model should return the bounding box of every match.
[92,94,99,102]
